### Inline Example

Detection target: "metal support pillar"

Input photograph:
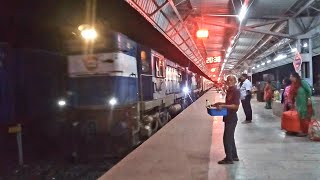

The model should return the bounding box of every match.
[300,38,313,85]
[289,18,314,85]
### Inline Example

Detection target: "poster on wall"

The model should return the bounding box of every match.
[293,51,302,73]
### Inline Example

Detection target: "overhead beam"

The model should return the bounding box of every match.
[175,0,187,6]
[201,20,295,39]
[242,27,294,39]
[311,6,320,12]
[167,0,206,69]
[247,18,289,28]
[256,16,290,19]
[204,14,239,17]
[202,48,223,51]
[149,0,169,16]
[126,0,207,73]
[292,0,315,17]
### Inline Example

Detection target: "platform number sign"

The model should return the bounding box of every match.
[293,51,302,73]
[206,56,221,64]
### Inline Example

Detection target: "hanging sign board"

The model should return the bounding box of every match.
[8,124,22,134]
[206,56,221,64]
[293,51,302,73]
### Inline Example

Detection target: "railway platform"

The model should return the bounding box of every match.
[99,89,320,180]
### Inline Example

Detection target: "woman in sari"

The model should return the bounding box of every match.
[289,72,313,137]
[264,81,273,109]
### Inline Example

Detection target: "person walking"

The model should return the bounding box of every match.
[264,81,273,109]
[289,72,313,137]
[214,75,240,164]
[239,74,252,123]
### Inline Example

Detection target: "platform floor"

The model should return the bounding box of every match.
[99,89,320,180]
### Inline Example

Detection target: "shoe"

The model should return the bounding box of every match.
[242,120,252,124]
[233,157,239,161]
[218,159,233,164]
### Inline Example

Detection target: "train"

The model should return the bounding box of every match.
[66,31,213,157]
[0,30,213,165]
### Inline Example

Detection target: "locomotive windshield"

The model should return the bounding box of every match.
[69,76,113,107]
[69,75,137,107]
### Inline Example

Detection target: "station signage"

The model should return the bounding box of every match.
[293,51,302,73]
[206,56,221,64]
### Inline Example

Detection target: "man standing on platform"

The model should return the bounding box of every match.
[214,75,240,164]
[239,74,253,124]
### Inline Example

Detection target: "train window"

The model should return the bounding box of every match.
[154,56,165,78]
[141,51,150,73]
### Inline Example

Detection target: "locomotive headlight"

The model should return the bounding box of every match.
[183,86,189,94]
[57,99,67,107]
[109,97,117,106]
[78,24,97,40]
[81,28,97,40]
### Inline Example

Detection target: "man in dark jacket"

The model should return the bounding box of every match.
[214,75,240,164]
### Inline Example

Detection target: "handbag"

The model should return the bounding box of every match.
[307,97,320,141]
[308,120,320,141]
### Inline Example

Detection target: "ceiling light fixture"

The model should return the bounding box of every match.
[267,60,271,63]
[238,5,248,22]
[303,43,308,48]
[227,47,232,53]
[261,62,266,66]
[274,54,287,61]
[196,29,209,38]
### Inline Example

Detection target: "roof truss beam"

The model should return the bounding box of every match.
[149,0,169,16]
[311,6,320,13]
[292,0,315,18]
[126,0,208,74]
[247,18,289,28]
[200,20,295,39]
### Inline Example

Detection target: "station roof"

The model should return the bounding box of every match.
[1,0,319,81]
[125,0,320,80]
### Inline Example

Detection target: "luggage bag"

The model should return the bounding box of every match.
[281,110,301,133]
[308,120,320,141]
